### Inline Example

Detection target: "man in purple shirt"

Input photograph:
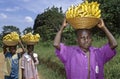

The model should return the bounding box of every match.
[53,18,117,79]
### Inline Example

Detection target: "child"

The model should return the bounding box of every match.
[21,44,39,79]
[53,18,117,79]
[3,40,25,79]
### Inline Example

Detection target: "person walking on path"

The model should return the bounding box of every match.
[53,18,117,79]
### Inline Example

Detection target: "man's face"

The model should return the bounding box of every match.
[77,29,92,51]
[9,46,17,54]
[27,45,34,52]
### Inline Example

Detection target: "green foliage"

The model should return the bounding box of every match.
[22,27,33,34]
[62,26,76,45]
[38,64,66,79]
[2,25,21,35]
[89,0,120,36]
[33,6,64,41]
[101,0,120,35]
[0,25,21,46]
[36,37,120,79]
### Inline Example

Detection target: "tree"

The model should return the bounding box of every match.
[33,6,64,41]
[88,0,120,37]
[0,25,21,46]
[23,27,33,34]
[1,25,21,37]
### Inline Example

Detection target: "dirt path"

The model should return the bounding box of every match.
[39,72,45,79]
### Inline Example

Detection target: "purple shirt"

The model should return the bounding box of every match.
[55,43,116,79]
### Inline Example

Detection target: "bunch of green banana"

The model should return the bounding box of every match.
[21,33,40,43]
[3,32,19,42]
[66,1,101,19]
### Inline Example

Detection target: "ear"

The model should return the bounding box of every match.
[76,38,78,43]
[91,38,93,41]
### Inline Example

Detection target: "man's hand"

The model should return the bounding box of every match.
[2,44,8,49]
[29,53,36,63]
[2,44,8,54]
[53,18,68,49]
[97,18,117,49]
[97,18,105,28]
[62,18,68,27]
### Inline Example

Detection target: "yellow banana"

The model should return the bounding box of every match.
[65,0,101,19]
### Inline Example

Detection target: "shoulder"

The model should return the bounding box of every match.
[89,46,99,54]
[33,53,38,57]
[5,52,11,57]
[94,43,112,51]
[23,52,28,56]
[22,53,29,58]
[60,43,78,50]
[90,46,98,50]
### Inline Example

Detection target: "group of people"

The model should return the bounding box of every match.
[2,40,39,79]
[1,18,118,79]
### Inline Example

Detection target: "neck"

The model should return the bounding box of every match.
[11,53,15,56]
[28,51,33,54]
[81,48,89,53]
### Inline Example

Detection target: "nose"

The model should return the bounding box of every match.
[85,38,89,43]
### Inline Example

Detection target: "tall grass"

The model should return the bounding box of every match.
[92,37,120,79]
[35,37,120,79]
[104,38,120,79]
[35,42,66,79]
[0,38,119,79]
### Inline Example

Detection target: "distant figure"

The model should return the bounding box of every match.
[21,45,39,79]
[3,40,25,79]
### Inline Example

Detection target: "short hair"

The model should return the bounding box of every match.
[27,45,34,49]
[75,29,92,37]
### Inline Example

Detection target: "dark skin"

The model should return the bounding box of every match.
[22,45,36,79]
[53,18,117,53]
[2,40,26,79]
[53,18,117,79]
[27,45,36,63]
[9,46,17,55]
[3,40,25,55]
[76,29,92,53]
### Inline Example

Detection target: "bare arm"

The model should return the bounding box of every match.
[53,18,68,49]
[2,45,8,54]
[97,19,117,49]
[18,40,26,54]
[34,57,39,65]
[22,69,25,79]
[29,52,37,63]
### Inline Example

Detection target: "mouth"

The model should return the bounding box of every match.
[84,44,90,48]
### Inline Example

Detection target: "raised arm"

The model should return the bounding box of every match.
[97,19,117,49]
[2,45,8,54]
[18,40,26,54]
[53,18,68,49]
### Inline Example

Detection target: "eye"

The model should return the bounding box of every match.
[80,37,86,40]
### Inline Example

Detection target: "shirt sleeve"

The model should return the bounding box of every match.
[55,43,71,64]
[33,53,39,65]
[99,43,116,64]
[4,52,9,58]
[21,56,25,69]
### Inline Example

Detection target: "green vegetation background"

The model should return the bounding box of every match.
[36,37,120,79]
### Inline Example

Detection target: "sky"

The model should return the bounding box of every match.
[0,0,83,33]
